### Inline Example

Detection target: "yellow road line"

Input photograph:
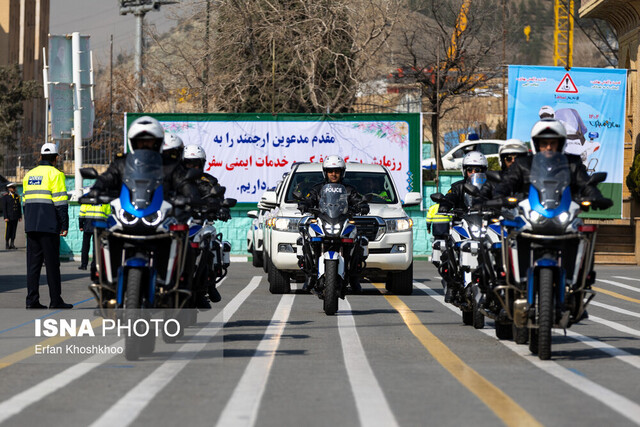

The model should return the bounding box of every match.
[0,317,103,370]
[592,287,640,304]
[373,283,541,427]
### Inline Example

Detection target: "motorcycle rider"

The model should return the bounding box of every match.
[438,151,489,213]
[298,155,369,293]
[182,144,230,306]
[479,140,529,201]
[493,119,612,207]
[89,116,200,203]
[162,132,184,169]
[493,119,613,320]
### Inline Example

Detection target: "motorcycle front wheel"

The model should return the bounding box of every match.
[124,268,144,361]
[537,268,554,360]
[323,260,339,316]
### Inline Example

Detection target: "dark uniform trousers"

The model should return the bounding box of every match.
[81,231,93,268]
[26,232,63,306]
[5,220,18,246]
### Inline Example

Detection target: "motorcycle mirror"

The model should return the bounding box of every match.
[463,183,480,197]
[211,185,226,198]
[486,170,501,183]
[430,192,445,203]
[80,167,99,179]
[587,172,607,186]
[222,198,237,208]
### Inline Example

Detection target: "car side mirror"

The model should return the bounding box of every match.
[248,210,258,219]
[261,190,277,208]
[402,192,422,207]
[80,167,98,179]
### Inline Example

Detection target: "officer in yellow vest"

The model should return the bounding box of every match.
[426,203,451,238]
[22,143,72,309]
[78,200,111,271]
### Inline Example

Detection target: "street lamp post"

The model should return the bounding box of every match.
[119,0,177,110]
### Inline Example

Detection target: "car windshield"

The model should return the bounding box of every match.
[285,172,324,203]
[344,172,397,204]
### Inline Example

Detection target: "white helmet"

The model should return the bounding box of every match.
[530,118,567,153]
[163,133,184,153]
[127,116,164,153]
[322,155,346,180]
[538,105,555,119]
[183,144,207,169]
[40,142,58,155]
[499,139,529,168]
[461,151,488,175]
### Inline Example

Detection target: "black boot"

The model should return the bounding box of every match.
[349,277,362,294]
[208,285,222,303]
[195,294,211,310]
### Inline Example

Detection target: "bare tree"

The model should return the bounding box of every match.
[203,0,400,113]
[393,0,501,170]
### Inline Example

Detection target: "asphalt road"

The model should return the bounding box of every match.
[0,248,639,427]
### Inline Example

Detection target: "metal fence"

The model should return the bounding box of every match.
[1,130,123,180]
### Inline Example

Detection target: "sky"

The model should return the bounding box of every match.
[49,0,194,68]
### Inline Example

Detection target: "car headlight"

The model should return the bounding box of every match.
[274,217,301,232]
[385,218,413,233]
[141,210,164,226]
[118,209,139,225]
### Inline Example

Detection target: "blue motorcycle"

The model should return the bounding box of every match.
[495,152,605,359]
[81,150,195,360]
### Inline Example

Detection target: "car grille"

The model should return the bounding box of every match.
[354,217,382,241]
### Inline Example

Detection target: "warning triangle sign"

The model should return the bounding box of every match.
[556,73,578,93]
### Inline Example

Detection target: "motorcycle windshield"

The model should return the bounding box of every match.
[123,150,164,210]
[530,152,571,210]
[318,184,349,219]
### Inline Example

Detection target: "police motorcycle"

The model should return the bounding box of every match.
[431,174,496,328]
[187,185,235,307]
[492,152,605,360]
[79,151,201,361]
[295,184,369,315]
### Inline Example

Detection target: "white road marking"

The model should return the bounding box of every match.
[90,276,260,427]
[0,277,237,422]
[415,281,640,426]
[589,301,640,318]
[562,329,640,370]
[612,276,640,282]
[596,279,640,293]
[215,286,296,427]
[588,315,640,338]
[337,298,400,427]
[0,341,124,423]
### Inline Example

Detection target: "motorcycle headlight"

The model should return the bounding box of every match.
[529,210,541,223]
[141,210,164,226]
[557,211,570,224]
[385,218,413,233]
[274,217,301,232]
[118,209,139,225]
[469,224,482,238]
[323,222,341,235]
